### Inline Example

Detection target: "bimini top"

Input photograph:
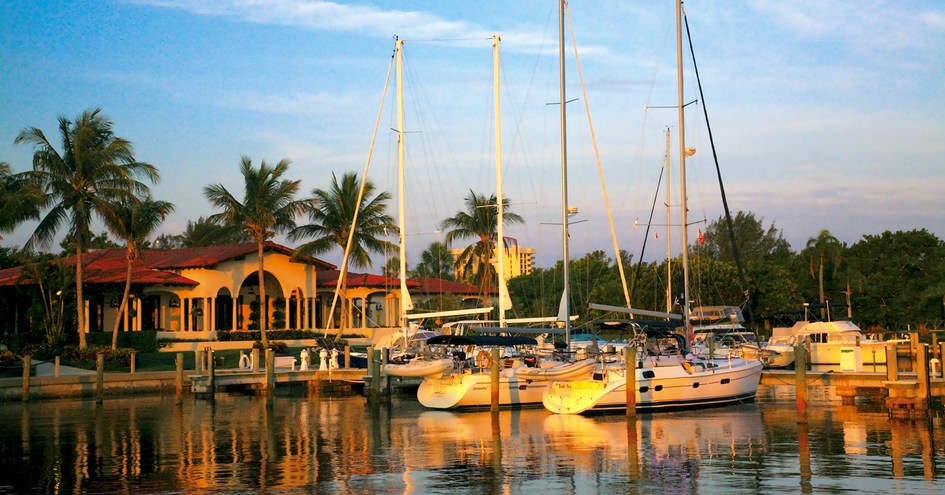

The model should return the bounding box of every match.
[426,335,538,347]
[468,326,565,335]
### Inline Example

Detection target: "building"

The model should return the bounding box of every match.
[450,237,535,280]
[0,241,492,344]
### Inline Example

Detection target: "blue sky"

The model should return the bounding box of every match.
[2,1,943,269]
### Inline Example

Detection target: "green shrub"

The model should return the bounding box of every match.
[86,330,160,352]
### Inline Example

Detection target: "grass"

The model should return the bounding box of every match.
[133,347,316,372]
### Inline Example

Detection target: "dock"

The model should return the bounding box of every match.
[189,368,365,394]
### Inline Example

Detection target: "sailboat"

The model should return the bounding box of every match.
[541,0,762,414]
[394,34,595,409]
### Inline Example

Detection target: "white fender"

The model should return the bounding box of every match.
[239,352,252,370]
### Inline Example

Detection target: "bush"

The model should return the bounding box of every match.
[0,351,23,377]
[86,330,161,352]
[61,345,135,371]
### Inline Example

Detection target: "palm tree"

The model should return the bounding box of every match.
[204,156,302,347]
[805,229,843,316]
[0,162,45,239]
[412,241,455,280]
[440,190,523,306]
[15,108,159,348]
[101,196,175,349]
[290,172,396,267]
[289,171,396,331]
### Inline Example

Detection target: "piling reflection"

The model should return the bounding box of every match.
[0,394,941,494]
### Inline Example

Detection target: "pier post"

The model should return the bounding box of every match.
[625,346,637,416]
[21,355,30,402]
[265,349,275,395]
[175,353,184,405]
[54,356,60,378]
[344,345,350,369]
[932,334,939,360]
[794,340,808,423]
[940,343,945,378]
[252,348,260,373]
[207,348,215,399]
[195,350,202,374]
[910,333,919,371]
[886,342,898,381]
[490,347,500,412]
[916,344,929,403]
[130,352,136,374]
[373,349,382,397]
[96,353,105,404]
[382,348,390,396]
[366,346,376,399]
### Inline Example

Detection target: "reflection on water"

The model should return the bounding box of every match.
[0,385,942,494]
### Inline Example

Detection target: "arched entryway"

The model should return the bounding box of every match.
[214,287,234,331]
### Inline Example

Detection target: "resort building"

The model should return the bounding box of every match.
[0,241,489,343]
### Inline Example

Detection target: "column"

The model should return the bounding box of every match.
[231,297,238,332]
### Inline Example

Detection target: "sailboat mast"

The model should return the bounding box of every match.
[395,38,413,330]
[558,0,571,346]
[493,35,508,328]
[664,128,673,314]
[676,0,691,337]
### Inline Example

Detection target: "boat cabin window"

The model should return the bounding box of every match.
[809,333,829,344]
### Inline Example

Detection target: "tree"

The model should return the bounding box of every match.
[290,172,396,268]
[16,108,159,348]
[440,190,524,306]
[804,229,843,313]
[17,254,74,346]
[59,231,120,255]
[204,156,302,347]
[412,241,455,280]
[101,196,174,349]
[845,229,945,330]
[700,211,791,263]
[383,256,403,279]
[0,162,44,239]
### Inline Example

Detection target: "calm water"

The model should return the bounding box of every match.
[0,385,942,494]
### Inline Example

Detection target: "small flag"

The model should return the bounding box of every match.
[697,228,704,246]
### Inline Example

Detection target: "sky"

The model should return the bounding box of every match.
[1,0,943,270]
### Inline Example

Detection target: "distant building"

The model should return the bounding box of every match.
[450,237,535,280]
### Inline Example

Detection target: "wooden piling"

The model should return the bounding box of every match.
[265,349,275,395]
[886,342,899,381]
[382,348,390,395]
[175,353,184,405]
[21,355,30,402]
[373,349,382,397]
[490,347,500,412]
[130,352,136,374]
[96,353,105,404]
[194,350,202,374]
[344,345,351,369]
[207,348,215,399]
[366,346,376,399]
[794,341,808,423]
[916,344,929,403]
[54,356,60,378]
[252,348,260,373]
[625,346,637,416]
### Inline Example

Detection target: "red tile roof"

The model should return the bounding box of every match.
[0,241,335,287]
[316,270,419,289]
[409,277,488,295]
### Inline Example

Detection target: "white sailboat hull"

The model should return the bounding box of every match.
[384,358,455,379]
[417,368,551,409]
[543,358,763,414]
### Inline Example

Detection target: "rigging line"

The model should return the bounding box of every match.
[324,48,394,337]
[565,1,631,308]
[631,163,665,304]
[682,6,751,319]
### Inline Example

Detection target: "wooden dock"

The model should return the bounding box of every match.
[190,368,366,395]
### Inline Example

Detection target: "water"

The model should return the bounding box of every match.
[0,385,941,494]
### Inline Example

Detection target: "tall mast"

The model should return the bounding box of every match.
[676,0,691,338]
[664,128,673,314]
[493,35,509,328]
[558,0,571,346]
[395,38,413,330]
